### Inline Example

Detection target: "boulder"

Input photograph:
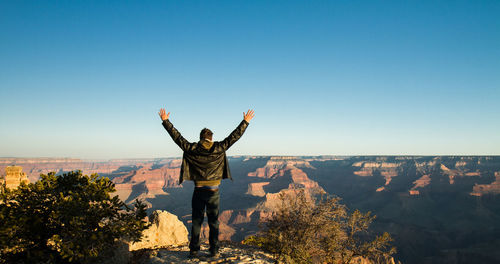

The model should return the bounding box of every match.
[129,210,188,251]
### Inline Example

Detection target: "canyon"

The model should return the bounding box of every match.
[2,156,500,264]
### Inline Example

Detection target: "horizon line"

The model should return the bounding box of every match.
[1,154,500,161]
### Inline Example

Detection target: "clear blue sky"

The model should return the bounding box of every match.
[1,1,499,159]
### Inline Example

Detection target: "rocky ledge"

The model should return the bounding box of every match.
[132,242,275,264]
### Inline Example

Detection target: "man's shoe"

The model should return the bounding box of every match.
[188,250,199,259]
[209,249,219,258]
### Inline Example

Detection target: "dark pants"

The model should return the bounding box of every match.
[189,188,220,252]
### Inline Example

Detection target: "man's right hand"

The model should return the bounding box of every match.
[159,108,170,121]
[243,109,255,122]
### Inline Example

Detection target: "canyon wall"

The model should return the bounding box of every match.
[2,156,500,263]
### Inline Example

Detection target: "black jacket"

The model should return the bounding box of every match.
[162,119,249,184]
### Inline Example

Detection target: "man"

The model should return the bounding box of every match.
[158,108,255,258]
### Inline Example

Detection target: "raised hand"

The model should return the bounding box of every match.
[243,109,255,122]
[158,108,170,121]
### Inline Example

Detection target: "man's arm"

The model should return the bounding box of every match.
[219,109,255,150]
[159,108,191,151]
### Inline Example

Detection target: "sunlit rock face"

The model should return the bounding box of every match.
[409,174,431,195]
[246,182,269,197]
[129,210,189,251]
[1,165,29,189]
[353,161,402,187]
[112,161,182,202]
[471,171,500,196]
[247,156,314,178]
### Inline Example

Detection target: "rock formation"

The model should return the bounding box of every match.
[353,161,402,187]
[247,156,313,178]
[215,158,325,242]
[129,210,189,251]
[246,182,269,197]
[1,165,29,189]
[471,171,500,196]
[409,174,431,195]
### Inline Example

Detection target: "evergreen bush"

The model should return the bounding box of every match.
[0,171,148,264]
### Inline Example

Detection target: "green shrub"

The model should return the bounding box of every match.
[0,171,148,264]
[243,190,396,264]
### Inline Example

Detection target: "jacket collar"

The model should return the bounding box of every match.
[200,139,213,150]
